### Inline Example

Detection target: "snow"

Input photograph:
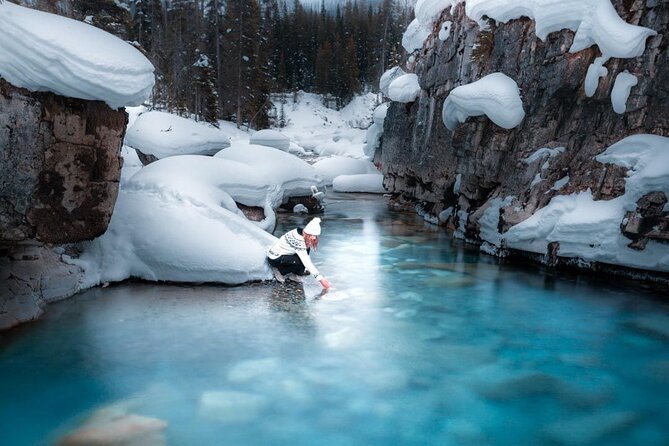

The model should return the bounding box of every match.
[404,1,461,51]
[120,145,142,185]
[584,56,608,97]
[464,0,657,59]
[478,196,515,249]
[551,175,570,191]
[313,156,378,185]
[402,19,431,53]
[504,134,669,272]
[250,129,290,151]
[271,91,376,159]
[380,67,407,97]
[332,174,386,194]
[0,1,154,108]
[611,71,638,114]
[442,72,525,130]
[124,111,231,159]
[524,147,565,165]
[213,142,323,231]
[388,74,421,103]
[363,103,390,158]
[439,21,453,41]
[70,156,278,287]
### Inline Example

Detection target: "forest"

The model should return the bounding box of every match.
[120,0,412,128]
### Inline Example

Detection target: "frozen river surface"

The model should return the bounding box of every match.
[1,193,669,445]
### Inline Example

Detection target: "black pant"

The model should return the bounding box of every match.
[268,254,307,275]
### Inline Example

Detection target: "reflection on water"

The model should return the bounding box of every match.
[1,192,669,446]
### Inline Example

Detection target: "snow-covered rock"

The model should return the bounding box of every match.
[442,72,525,130]
[388,74,421,103]
[0,1,154,108]
[380,67,407,97]
[313,156,377,185]
[402,18,432,53]
[505,134,669,272]
[125,111,231,159]
[332,173,386,193]
[250,129,290,151]
[72,155,279,287]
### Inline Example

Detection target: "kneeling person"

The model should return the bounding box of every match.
[267,217,331,289]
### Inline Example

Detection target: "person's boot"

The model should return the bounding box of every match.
[271,267,286,283]
[286,273,303,283]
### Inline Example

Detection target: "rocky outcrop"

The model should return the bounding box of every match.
[1,78,127,329]
[381,1,669,277]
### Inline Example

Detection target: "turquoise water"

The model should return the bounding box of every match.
[1,192,669,445]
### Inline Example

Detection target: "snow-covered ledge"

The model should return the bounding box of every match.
[0,1,154,108]
[442,72,525,130]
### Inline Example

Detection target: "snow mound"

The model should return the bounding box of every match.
[72,156,277,287]
[505,134,669,272]
[388,74,421,103]
[250,129,290,151]
[313,156,377,185]
[464,0,656,59]
[125,111,231,159]
[333,174,386,194]
[214,142,322,227]
[380,67,407,97]
[0,1,154,108]
[584,56,608,97]
[442,72,525,130]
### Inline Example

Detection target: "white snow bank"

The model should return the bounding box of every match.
[611,71,638,114]
[464,0,656,59]
[332,174,386,194]
[380,67,407,97]
[125,111,231,159]
[388,74,421,103]
[0,1,154,108]
[250,129,290,151]
[313,156,378,185]
[442,72,525,130]
[505,134,669,272]
[72,156,277,287]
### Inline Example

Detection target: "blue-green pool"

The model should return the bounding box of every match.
[1,193,668,445]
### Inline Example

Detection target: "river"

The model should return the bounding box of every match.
[1,192,668,445]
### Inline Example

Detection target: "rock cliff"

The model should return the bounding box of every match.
[0,79,127,329]
[380,0,669,280]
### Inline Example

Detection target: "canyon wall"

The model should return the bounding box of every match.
[381,0,668,279]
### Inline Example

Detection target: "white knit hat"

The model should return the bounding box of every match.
[303,217,322,236]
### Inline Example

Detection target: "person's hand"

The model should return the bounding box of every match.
[319,278,331,289]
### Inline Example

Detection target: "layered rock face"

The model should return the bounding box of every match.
[381,1,668,277]
[0,79,127,329]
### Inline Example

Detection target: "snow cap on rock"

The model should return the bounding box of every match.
[304,217,322,236]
